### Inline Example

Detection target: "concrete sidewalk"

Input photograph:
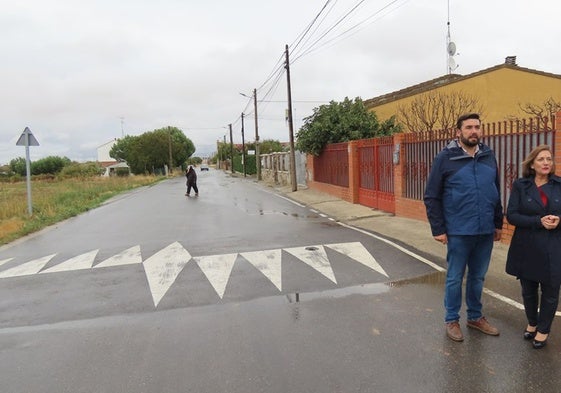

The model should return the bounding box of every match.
[271,184,510,282]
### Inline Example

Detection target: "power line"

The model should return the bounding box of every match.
[291,0,368,61]
[290,0,334,54]
[229,0,411,133]
[298,0,410,60]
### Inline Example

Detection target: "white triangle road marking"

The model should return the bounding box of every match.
[41,250,99,274]
[0,254,56,279]
[0,258,13,268]
[94,245,142,268]
[194,253,238,299]
[284,245,337,284]
[326,242,389,277]
[240,249,282,291]
[143,242,191,307]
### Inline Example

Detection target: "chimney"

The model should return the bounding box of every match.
[505,56,517,66]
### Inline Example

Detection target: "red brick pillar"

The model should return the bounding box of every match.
[348,141,359,203]
[393,133,405,215]
[555,111,561,176]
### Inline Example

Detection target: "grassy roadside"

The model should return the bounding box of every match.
[0,175,164,246]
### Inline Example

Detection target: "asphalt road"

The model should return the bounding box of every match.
[1,169,560,393]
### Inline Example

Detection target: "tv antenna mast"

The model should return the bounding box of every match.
[446,0,458,74]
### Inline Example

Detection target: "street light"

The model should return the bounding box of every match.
[240,90,261,180]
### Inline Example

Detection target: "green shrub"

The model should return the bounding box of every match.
[115,167,130,177]
[59,162,105,178]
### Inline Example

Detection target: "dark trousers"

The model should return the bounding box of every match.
[520,278,561,334]
[187,182,198,195]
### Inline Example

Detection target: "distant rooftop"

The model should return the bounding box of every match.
[364,56,561,109]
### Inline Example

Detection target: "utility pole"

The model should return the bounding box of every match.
[241,112,246,177]
[168,126,173,175]
[285,44,297,191]
[229,123,234,174]
[253,88,261,181]
[216,139,221,169]
[221,134,226,170]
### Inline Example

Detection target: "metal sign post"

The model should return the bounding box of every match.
[16,127,39,215]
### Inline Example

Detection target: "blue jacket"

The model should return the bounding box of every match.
[506,175,561,286]
[423,140,503,236]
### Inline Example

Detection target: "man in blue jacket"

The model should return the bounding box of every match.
[424,113,503,342]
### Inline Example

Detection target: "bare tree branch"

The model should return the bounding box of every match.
[396,90,484,133]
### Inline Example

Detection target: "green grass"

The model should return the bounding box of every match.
[0,175,164,246]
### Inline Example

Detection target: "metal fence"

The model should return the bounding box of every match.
[402,116,557,210]
[313,142,349,187]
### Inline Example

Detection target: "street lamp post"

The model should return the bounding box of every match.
[241,112,246,177]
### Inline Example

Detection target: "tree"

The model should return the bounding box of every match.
[296,97,401,156]
[109,135,136,163]
[259,139,285,154]
[516,97,561,128]
[9,157,26,176]
[31,156,71,175]
[9,156,71,176]
[396,90,484,132]
[110,127,195,174]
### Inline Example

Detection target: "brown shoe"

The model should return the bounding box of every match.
[446,321,464,342]
[467,316,500,336]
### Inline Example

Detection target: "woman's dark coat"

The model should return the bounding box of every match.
[186,167,197,185]
[506,175,561,287]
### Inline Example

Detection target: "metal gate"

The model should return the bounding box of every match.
[357,137,395,213]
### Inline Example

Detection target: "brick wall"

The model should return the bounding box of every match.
[306,111,561,245]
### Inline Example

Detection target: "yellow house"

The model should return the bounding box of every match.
[365,56,561,129]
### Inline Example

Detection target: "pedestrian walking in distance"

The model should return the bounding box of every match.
[424,113,503,342]
[185,165,199,197]
[506,144,561,349]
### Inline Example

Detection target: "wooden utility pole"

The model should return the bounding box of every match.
[229,123,234,174]
[168,126,173,175]
[253,88,261,181]
[285,44,297,191]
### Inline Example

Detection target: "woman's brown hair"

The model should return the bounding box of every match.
[521,144,555,177]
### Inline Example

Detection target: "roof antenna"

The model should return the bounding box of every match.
[446,0,459,74]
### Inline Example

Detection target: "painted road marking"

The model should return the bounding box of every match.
[240,249,282,291]
[284,245,337,284]
[41,250,98,274]
[194,253,238,299]
[0,242,393,307]
[94,245,142,268]
[0,258,13,267]
[143,242,192,307]
[326,242,388,277]
[0,254,56,278]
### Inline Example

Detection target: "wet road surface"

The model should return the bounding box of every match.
[1,169,560,393]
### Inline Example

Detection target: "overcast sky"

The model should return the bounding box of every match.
[1,0,560,165]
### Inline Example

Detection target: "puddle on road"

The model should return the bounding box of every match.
[281,271,446,304]
[285,281,390,303]
[387,271,446,288]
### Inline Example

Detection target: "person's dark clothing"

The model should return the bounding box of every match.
[506,175,561,287]
[424,140,503,237]
[506,175,561,334]
[186,167,198,195]
[520,278,560,334]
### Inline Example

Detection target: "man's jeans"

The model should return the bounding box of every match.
[444,234,494,323]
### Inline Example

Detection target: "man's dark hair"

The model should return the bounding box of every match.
[456,113,480,130]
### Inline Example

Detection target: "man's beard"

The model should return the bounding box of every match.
[460,134,479,147]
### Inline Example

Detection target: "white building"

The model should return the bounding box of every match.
[97,139,129,176]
